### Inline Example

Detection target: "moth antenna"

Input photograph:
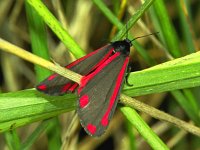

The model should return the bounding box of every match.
[131,32,159,42]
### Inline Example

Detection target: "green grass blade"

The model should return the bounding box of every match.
[21,120,50,150]
[26,0,85,58]
[112,0,155,41]
[93,0,124,29]
[125,119,136,150]
[171,90,200,125]
[46,118,62,150]
[25,1,51,82]
[150,0,200,126]
[152,0,181,58]
[4,131,21,150]
[182,89,199,114]
[93,0,156,66]
[176,0,195,53]
[25,2,62,149]
[124,51,200,96]
[132,41,157,66]
[0,89,76,132]
[121,107,169,150]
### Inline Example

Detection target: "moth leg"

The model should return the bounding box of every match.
[125,65,133,86]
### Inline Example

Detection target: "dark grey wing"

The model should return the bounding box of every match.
[77,53,129,136]
[36,44,114,95]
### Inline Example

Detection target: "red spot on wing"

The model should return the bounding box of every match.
[80,95,89,108]
[61,83,72,92]
[48,74,57,80]
[101,57,130,126]
[37,84,47,91]
[86,124,97,135]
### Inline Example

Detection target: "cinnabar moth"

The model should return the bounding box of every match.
[36,38,131,136]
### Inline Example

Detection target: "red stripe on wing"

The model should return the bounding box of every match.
[61,83,72,93]
[101,57,129,126]
[66,45,113,70]
[78,52,121,94]
[47,74,57,81]
[68,83,79,92]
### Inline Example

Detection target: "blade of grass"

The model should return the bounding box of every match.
[150,0,200,125]
[1,89,200,137]
[0,38,82,84]
[125,119,136,150]
[132,41,157,66]
[0,89,76,132]
[149,7,165,46]
[4,131,21,150]
[46,118,62,150]
[25,0,51,82]
[176,0,200,126]
[121,107,169,150]
[25,1,62,149]
[182,89,199,116]
[171,90,200,125]
[26,0,85,58]
[92,0,123,28]
[112,0,156,41]
[21,120,51,150]
[152,0,181,58]
[176,0,196,53]
[93,0,157,66]
[123,51,200,96]
[120,94,200,137]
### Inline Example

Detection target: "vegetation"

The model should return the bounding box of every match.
[0,0,200,149]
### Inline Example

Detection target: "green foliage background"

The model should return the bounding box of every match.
[0,0,200,149]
